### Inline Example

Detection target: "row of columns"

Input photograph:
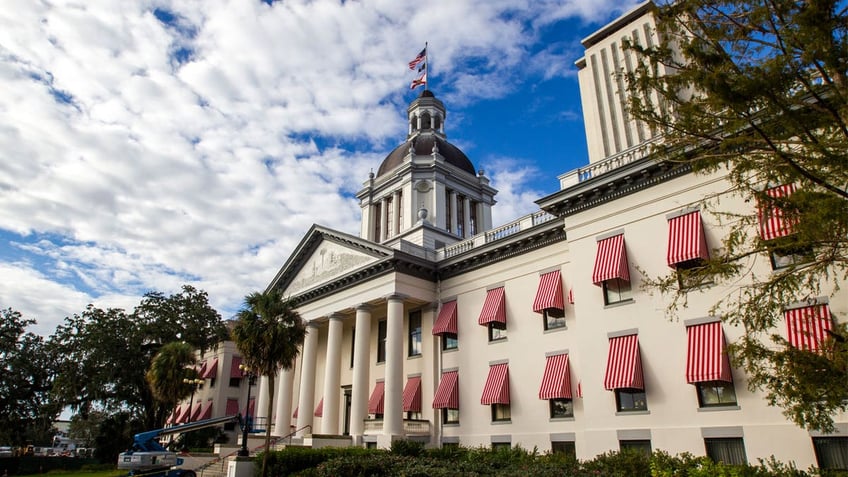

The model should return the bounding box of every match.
[285,295,406,441]
[448,191,475,238]
[376,191,403,242]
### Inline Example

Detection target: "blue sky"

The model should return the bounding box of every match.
[0,0,642,336]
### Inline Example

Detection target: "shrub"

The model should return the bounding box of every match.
[390,439,425,457]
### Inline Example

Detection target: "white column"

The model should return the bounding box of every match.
[383,295,405,437]
[449,191,458,235]
[321,315,343,434]
[378,199,388,242]
[350,304,372,438]
[256,376,270,428]
[296,322,319,437]
[274,367,295,437]
[394,191,402,235]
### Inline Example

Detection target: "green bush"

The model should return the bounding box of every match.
[262,446,380,477]
[390,439,425,457]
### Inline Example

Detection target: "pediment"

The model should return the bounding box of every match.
[271,225,391,297]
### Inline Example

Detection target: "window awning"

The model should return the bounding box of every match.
[686,322,732,383]
[168,405,182,424]
[667,211,709,267]
[432,371,459,409]
[538,353,572,400]
[314,398,323,417]
[201,358,219,379]
[225,398,240,417]
[368,381,385,414]
[403,376,422,413]
[198,361,208,378]
[592,234,630,285]
[758,184,797,241]
[481,363,510,405]
[433,300,458,335]
[786,304,832,351]
[198,400,213,421]
[478,287,506,326]
[533,270,564,317]
[603,334,644,390]
[190,401,203,422]
[176,404,190,423]
[230,356,243,378]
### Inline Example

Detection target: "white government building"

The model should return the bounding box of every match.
[176,1,847,468]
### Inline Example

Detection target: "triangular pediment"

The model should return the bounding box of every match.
[269,225,393,298]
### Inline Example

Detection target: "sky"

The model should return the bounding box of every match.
[0,0,642,336]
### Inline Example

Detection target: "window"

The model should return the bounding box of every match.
[209,378,216,388]
[769,243,814,270]
[551,441,576,458]
[491,403,511,422]
[442,408,459,424]
[492,442,511,451]
[442,442,459,449]
[603,278,632,305]
[697,381,737,407]
[377,320,387,363]
[619,440,651,455]
[615,389,647,412]
[366,442,378,449]
[406,411,421,420]
[544,310,566,330]
[397,191,403,232]
[408,311,422,356]
[350,328,355,368]
[442,333,458,350]
[229,378,241,388]
[813,437,848,470]
[456,195,465,237]
[549,398,574,418]
[705,438,747,465]
[675,258,708,289]
[470,200,479,235]
[385,196,394,238]
[445,189,452,233]
[488,321,506,341]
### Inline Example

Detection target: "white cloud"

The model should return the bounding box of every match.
[0,0,625,335]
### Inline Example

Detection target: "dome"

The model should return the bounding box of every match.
[377,135,475,177]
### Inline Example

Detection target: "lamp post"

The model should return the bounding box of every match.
[238,364,256,457]
[182,378,203,423]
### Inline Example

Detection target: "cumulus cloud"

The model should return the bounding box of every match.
[0,0,636,334]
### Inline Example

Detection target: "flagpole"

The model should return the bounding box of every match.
[424,41,428,91]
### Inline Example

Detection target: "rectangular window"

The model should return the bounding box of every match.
[813,437,848,470]
[603,278,632,305]
[697,381,737,407]
[229,378,241,388]
[615,388,647,412]
[491,403,511,422]
[675,258,708,289]
[470,200,479,235]
[551,441,576,458]
[442,408,459,424]
[445,189,452,233]
[544,310,566,331]
[377,320,387,363]
[397,191,403,232]
[705,437,747,465]
[549,398,574,419]
[492,442,511,451]
[442,333,458,351]
[770,244,814,270]
[373,202,382,241]
[488,321,507,342]
[209,378,216,388]
[406,411,422,420]
[366,442,378,449]
[619,440,651,455]
[350,328,355,368]
[442,442,459,449]
[457,195,465,237]
[408,310,422,357]
[385,196,394,238]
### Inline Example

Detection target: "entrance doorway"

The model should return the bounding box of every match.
[343,386,352,435]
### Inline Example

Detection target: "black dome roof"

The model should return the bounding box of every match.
[377,135,475,177]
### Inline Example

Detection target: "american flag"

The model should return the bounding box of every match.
[408,47,426,70]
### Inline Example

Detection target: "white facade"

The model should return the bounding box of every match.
[206,1,846,468]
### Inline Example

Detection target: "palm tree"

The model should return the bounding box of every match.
[231,289,306,477]
[146,341,198,426]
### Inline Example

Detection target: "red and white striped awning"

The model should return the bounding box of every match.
[168,405,182,424]
[686,322,732,383]
[603,334,644,390]
[758,184,797,241]
[533,270,565,317]
[314,398,323,417]
[189,401,203,422]
[592,234,630,285]
[198,400,213,421]
[402,376,422,413]
[576,380,583,399]
[230,356,243,378]
[432,371,459,409]
[433,300,458,336]
[225,398,240,417]
[368,381,385,414]
[786,304,832,351]
[538,353,572,400]
[478,287,506,325]
[480,363,510,405]
[667,211,709,267]
[201,358,218,379]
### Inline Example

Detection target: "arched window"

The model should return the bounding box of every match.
[433,115,442,131]
[410,115,418,131]
[421,112,431,130]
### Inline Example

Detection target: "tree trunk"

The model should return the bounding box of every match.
[261,375,275,477]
